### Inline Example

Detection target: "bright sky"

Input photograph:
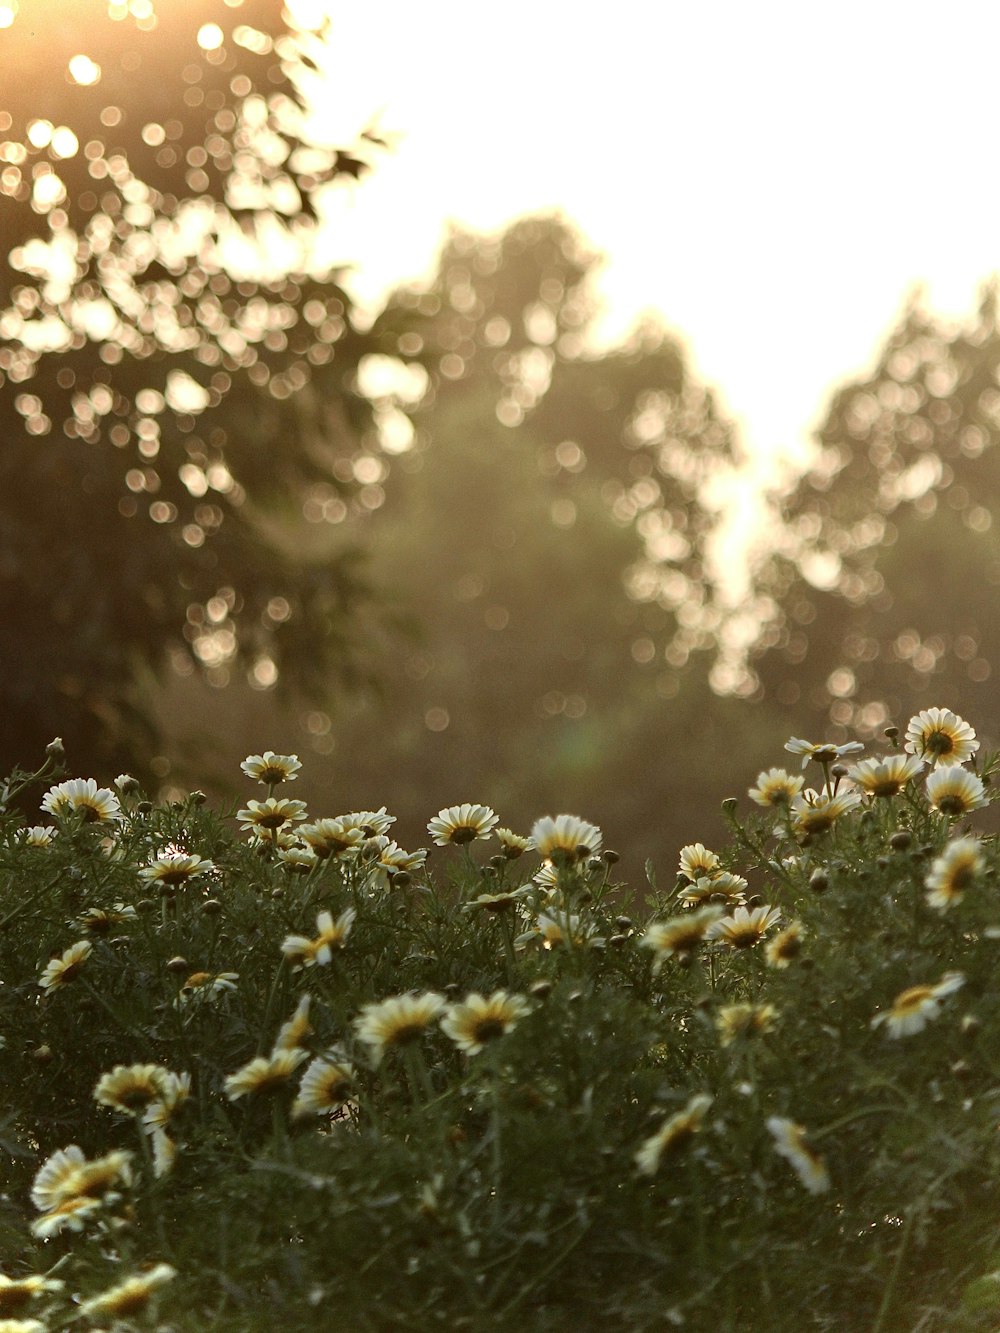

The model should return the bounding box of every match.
[302,0,1000,484]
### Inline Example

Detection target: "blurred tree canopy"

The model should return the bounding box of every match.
[159,214,777,879]
[753,287,1000,754]
[0,0,395,777]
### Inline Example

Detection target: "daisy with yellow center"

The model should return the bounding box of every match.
[678,871,748,908]
[224,1047,307,1100]
[31,1145,133,1213]
[277,846,320,873]
[790,788,862,837]
[339,807,396,838]
[678,842,721,880]
[29,1149,93,1213]
[533,862,560,892]
[79,1263,177,1321]
[784,737,864,770]
[767,1116,830,1193]
[530,814,603,864]
[312,907,356,953]
[706,904,781,949]
[38,939,92,994]
[41,777,121,825]
[273,995,312,1052]
[441,991,532,1055]
[465,886,533,913]
[259,828,302,851]
[872,972,965,1038]
[175,971,239,1005]
[371,836,428,876]
[716,1002,777,1046]
[281,907,356,968]
[427,803,500,846]
[529,911,605,950]
[30,1196,104,1238]
[138,851,216,886]
[20,825,56,847]
[765,921,805,968]
[75,903,137,934]
[237,797,308,835]
[925,836,985,910]
[846,754,924,798]
[297,818,366,858]
[353,992,446,1066]
[0,1273,64,1312]
[495,827,534,858]
[905,707,979,768]
[293,1052,356,1118]
[634,1093,713,1177]
[926,767,988,817]
[94,1064,178,1114]
[748,768,805,808]
[141,1072,192,1132]
[241,751,302,785]
[640,905,725,970]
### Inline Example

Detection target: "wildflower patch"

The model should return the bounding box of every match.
[2,710,1000,1329]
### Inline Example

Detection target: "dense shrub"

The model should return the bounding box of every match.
[3,713,1000,1330]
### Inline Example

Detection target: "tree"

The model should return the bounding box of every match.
[0,0,393,777]
[182,214,762,879]
[753,287,1000,753]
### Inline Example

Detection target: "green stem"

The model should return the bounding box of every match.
[870,1208,915,1333]
[258,960,289,1055]
[499,913,518,981]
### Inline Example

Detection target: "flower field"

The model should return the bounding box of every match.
[4,714,1000,1330]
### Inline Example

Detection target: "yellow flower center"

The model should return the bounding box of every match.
[386,1021,427,1047]
[925,730,956,756]
[449,825,479,844]
[471,1016,507,1043]
[936,795,967,816]
[895,985,933,1014]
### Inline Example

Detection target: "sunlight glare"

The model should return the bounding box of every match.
[197,23,224,51]
[50,127,79,159]
[68,54,101,86]
[26,120,52,148]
